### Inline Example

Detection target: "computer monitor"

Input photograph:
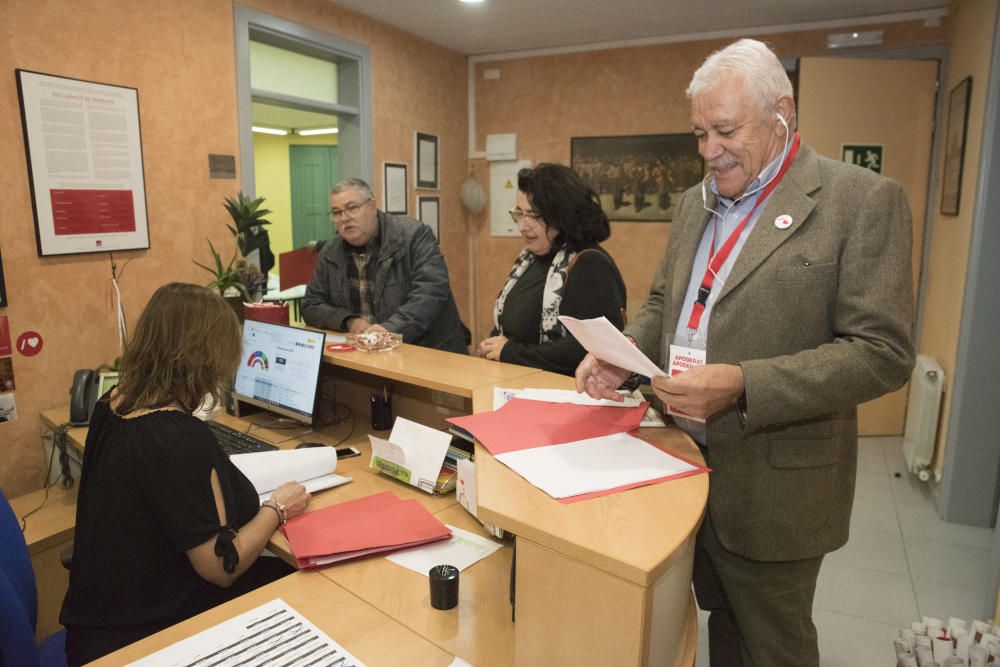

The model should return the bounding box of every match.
[232,321,327,425]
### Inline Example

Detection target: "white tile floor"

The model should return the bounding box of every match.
[694,436,998,665]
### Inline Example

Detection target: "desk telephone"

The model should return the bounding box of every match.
[69,369,119,425]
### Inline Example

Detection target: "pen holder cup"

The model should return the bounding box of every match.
[429,565,459,610]
[370,391,393,431]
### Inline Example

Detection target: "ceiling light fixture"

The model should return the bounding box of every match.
[252,126,289,136]
[296,127,339,136]
[826,29,883,49]
[458,0,485,4]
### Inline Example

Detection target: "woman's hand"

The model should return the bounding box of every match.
[478,335,509,360]
[270,482,310,521]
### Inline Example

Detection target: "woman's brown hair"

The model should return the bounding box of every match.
[115,283,242,414]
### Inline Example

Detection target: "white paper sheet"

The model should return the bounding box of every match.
[386,524,503,574]
[127,598,365,666]
[495,432,698,499]
[559,315,665,379]
[369,417,451,494]
[230,448,342,497]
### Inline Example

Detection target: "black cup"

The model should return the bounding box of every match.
[370,390,393,430]
[429,564,459,610]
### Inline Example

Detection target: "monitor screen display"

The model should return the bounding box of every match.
[232,321,326,424]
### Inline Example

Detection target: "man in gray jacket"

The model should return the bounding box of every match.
[302,178,466,353]
[576,39,914,665]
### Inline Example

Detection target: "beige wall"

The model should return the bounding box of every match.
[0,0,468,498]
[921,0,999,477]
[468,19,948,344]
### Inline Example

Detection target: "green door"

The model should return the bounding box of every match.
[290,144,339,249]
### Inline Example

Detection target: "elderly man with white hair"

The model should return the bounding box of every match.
[577,39,914,665]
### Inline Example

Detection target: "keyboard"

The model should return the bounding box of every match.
[207,421,278,455]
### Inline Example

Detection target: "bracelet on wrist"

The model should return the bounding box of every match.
[262,498,286,525]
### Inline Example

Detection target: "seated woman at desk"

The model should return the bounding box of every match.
[61,283,310,666]
[478,163,626,376]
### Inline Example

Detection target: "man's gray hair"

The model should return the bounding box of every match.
[686,39,793,120]
[331,177,374,201]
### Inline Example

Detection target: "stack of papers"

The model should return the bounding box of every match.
[448,398,706,503]
[230,447,351,502]
[283,491,451,568]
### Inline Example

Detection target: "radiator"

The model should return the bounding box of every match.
[902,355,945,482]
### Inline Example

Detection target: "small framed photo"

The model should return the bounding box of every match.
[383,162,408,215]
[941,76,972,216]
[415,132,439,189]
[417,195,440,239]
[0,248,7,308]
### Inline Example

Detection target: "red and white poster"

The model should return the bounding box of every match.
[0,316,10,356]
[16,69,149,256]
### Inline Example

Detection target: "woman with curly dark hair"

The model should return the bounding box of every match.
[478,163,626,376]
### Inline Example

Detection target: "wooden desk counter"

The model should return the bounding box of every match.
[471,371,705,667]
[322,339,539,398]
[11,484,77,640]
[87,571,454,666]
[319,504,515,667]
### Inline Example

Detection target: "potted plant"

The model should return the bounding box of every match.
[194,239,252,321]
[224,192,274,274]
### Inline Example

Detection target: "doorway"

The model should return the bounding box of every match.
[291,144,339,248]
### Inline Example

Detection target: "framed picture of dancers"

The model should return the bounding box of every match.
[571,133,702,222]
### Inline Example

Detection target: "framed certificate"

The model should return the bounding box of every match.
[16,69,150,256]
[415,132,439,189]
[383,162,408,215]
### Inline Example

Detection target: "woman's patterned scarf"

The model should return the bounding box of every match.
[493,245,574,342]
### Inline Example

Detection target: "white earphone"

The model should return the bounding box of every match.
[777,113,789,132]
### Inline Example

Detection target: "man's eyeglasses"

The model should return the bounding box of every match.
[508,208,544,224]
[330,199,372,220]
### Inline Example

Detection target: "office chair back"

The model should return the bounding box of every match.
[278,246,319,292]
[0,488,66,667]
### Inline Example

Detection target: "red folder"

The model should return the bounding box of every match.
[447,398,648,456]
[282,491,451,568]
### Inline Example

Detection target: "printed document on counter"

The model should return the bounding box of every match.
[127,598,365,667]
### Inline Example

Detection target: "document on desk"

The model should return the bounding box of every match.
[369,417,451,495]
[448,398,647,456]
[559,315,666,379]
[386,524,503,574]
[495,431,704,501]
[126,598,366,666]
[492,386,666,427]
[283,491,451,568]
[231,448,351,502]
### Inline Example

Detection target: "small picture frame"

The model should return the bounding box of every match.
[941,76,972,216]
[0,248,7,308]
[383,162,408,215]
[417,195,440,239]
[415,132,439,189]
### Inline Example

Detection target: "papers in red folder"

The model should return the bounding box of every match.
[447,397,648,455]
[282,491,451,568]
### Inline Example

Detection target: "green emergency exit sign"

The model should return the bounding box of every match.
[842,144,884,174]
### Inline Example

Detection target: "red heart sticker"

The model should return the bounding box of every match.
[16,331,43,357]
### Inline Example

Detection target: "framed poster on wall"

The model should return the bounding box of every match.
[383,162,408,215]
[415,132,439,189]
[15,69,150,256]
[941,76,972,216]
[570,133,702,221]
[417,195,440,239]
[0,248,7,308]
